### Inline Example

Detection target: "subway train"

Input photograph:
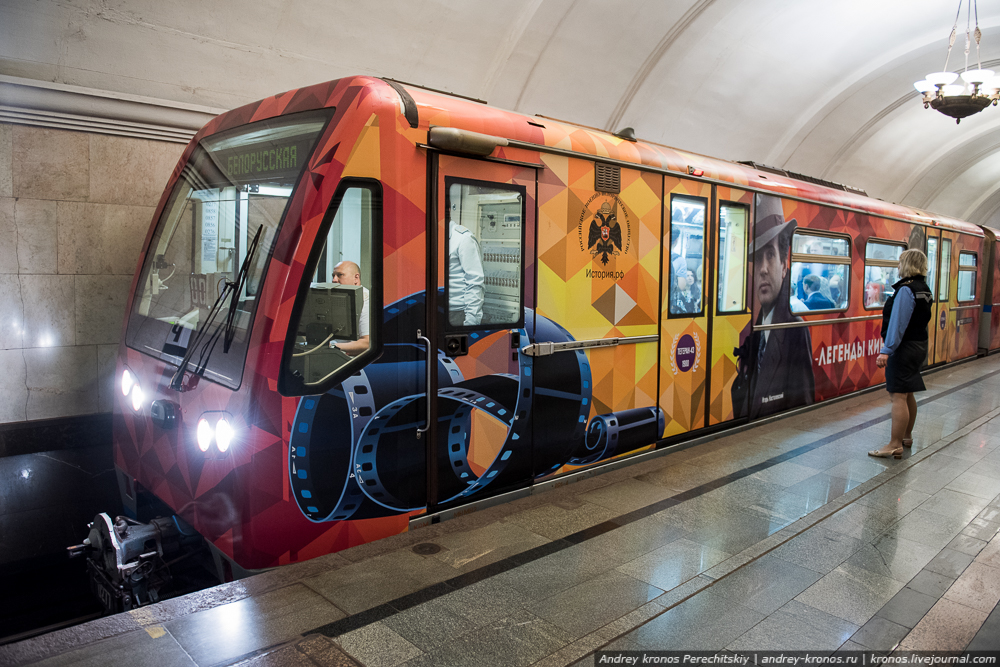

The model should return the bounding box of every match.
[74,76,1000,611]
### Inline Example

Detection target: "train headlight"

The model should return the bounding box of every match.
[196,418,213,452]
[121,369,134,397]
[130,383,144,412]
[215,419,234,453]
[195,412,236,455]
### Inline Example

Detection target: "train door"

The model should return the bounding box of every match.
[660,177,713,437]
[707,186,753,426]
[926,232,942,364]
[428,155,537,509]
[933,231,957,364]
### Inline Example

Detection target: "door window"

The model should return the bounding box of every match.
[717,203,748,313]
[445,179,525,328]
[927,237,938,301]
[939,239,952,301]
[281,183,379,395]
[669,196,706,317]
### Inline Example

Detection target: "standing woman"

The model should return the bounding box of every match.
[869,249,933,458]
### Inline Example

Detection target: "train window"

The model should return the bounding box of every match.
[958,252,977,302]
[789,231,851,313]
[939,239,952,300]
[125,109,334,389]
[669,196,706,317]
[927,237,938,302]
[863,238,907,310]
[445,179,525,328]
[793,234,850,257]
[717,203,748,313]
[282,183,379,394]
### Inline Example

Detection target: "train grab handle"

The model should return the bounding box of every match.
[416,329,432,438]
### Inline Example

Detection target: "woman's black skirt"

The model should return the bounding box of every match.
[886,340,927,393]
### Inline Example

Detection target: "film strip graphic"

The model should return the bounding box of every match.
[288,370,376,522]
[287,291,666,523]
[354,328,532,508]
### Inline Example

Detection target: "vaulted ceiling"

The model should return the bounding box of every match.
[5,0,1000,226]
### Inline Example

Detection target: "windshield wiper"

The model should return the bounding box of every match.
[168,225,263,391]
[224,224,263,353]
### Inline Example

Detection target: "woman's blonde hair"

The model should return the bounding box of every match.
[899,248,928,279]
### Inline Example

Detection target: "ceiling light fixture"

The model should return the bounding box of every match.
[914,0,999,123]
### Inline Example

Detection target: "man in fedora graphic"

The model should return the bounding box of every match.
[732,194,815,419]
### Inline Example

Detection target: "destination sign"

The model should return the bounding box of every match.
[212,135,316,184]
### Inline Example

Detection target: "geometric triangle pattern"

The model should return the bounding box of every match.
[536,154,661,445]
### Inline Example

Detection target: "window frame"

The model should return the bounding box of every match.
[667,193,709,320]
[278,178,383,397]
[926,236,939,303]
[957,250,978,303]
[716,201,750,315]
[443,175,527,332]
[789,229,852,314]
[862,237,907,311]
[939,238,953,301]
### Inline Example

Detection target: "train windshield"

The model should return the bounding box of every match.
[125,109,333,389]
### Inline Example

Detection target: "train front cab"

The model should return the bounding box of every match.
[109,77,995,593]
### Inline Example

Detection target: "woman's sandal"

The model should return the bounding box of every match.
[868,447,903,459]
[902,438,913,448]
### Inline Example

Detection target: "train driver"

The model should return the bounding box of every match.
[448,193,485,326]
[328,260,370,356]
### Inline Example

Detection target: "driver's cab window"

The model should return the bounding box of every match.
[282,184,379,394]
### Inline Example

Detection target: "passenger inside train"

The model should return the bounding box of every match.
[802,274,835,310]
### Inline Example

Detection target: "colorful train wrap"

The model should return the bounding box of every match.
[111,76,1000,578]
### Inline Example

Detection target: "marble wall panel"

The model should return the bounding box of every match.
[57,202,154,275]
[75,275,131,345]
[12,126,90,201]
[0,275,24,350]
[0,197,16,273]
[24,345,99,420]
[0,349,28,423]
[97,343,119,414]
[0,125,12,198]
[0,124,179,426]
[15,198,58,274]
[89,134,183,207]
[20,274,75,348]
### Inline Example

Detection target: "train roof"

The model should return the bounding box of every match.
[205,76,984,238]
[395,80,983,237]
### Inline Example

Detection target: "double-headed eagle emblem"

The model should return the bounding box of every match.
[587,201,623,265]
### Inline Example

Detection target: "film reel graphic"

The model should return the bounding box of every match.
[288,291,666,522]
[288,370,376,522]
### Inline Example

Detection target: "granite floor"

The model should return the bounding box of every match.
[4,355,1000,666]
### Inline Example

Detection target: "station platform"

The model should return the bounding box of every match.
[4,355,1000,666]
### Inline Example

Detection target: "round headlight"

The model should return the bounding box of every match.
[215,418,233,453]
[121,369,134,397]
[130,384,144,412]
[196,418,213,452]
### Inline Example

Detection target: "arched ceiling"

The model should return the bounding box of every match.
[4,0,1000,227]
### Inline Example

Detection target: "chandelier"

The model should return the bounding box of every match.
[914,0,998,123]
